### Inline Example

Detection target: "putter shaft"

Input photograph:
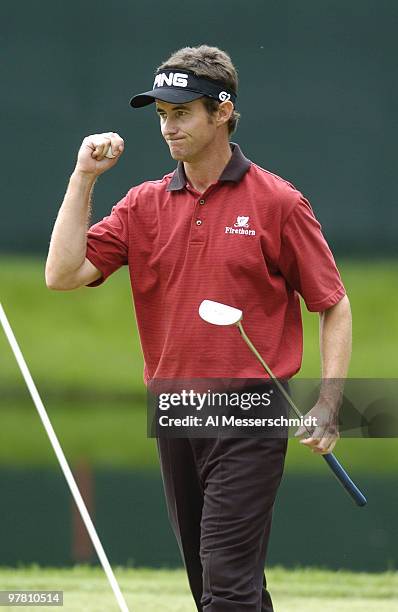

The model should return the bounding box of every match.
[236,319,367,507]
[237,321,308,427]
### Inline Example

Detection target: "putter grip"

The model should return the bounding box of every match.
[323,453,367,506]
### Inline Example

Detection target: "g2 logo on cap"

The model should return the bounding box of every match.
[219,91,231,102]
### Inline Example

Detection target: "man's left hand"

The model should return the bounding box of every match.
[294,401,339,454]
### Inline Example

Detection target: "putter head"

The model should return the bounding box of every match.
[199,300,243,326]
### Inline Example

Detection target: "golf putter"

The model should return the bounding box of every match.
[199,299,367,507]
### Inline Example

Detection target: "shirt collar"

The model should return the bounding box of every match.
[166,142,251,192]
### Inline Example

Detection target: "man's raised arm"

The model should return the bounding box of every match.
[45,132,124,290]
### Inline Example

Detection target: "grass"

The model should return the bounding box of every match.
[299,258,398,378]
[0,565,396,611]
[0,399,157,470]
[0,256,142,395]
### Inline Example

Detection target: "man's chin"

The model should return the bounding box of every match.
[168,149,197,163]
[169,151,185,161]
[167,141,191,161]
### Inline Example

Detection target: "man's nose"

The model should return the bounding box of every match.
[162,117,178,136]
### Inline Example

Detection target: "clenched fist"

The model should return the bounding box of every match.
[75,132,125,177]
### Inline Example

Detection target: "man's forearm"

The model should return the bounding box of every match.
[45,171,97,287]
[318,294,352,410]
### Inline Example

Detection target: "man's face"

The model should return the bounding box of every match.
[155,98,218,163]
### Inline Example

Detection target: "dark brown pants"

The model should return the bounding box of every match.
[156,436,288,611]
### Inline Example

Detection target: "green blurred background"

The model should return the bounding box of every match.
[1,0,397,572]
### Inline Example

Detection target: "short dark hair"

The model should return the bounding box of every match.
[157,45,240,135]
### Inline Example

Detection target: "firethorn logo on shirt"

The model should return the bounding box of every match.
[225,216,256,236]
[234,216,250,228]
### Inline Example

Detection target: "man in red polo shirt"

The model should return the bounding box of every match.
[46,45,352,611]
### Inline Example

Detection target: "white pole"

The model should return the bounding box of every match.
[0,303,130,612]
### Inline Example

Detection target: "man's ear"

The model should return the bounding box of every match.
[216,100,234,127]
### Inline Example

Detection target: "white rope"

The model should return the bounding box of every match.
[0,303,130,612]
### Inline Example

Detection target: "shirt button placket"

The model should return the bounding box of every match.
[196,198,205,227]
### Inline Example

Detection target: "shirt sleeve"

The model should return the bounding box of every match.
[278,193,346,311]
[85,194,129,287]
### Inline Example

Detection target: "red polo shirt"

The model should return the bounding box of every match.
[86,143,345,383]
